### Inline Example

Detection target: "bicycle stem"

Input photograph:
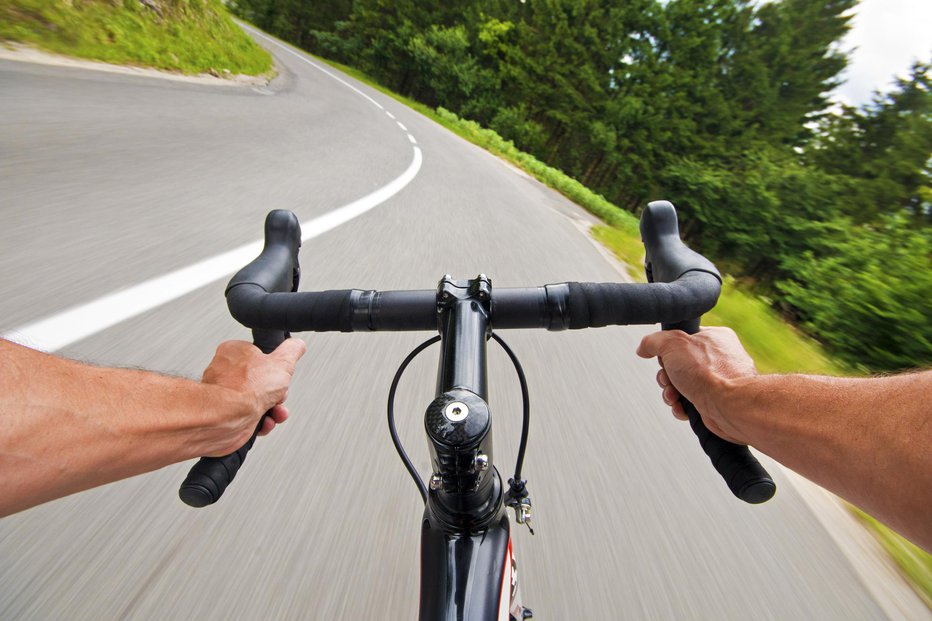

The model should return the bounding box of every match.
[425,275,505,533]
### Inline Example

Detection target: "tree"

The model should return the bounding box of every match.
[778,216,932,371]
[808,62,932,223]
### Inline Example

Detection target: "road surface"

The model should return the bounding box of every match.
[0,29,922,620]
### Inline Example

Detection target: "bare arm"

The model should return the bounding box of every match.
[0,338,306,517]
[637,327,932,552]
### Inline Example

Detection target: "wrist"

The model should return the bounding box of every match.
[193,384,259,457]
[708,374,764,446]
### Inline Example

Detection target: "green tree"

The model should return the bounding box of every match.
[808,62,932,223]
[778,217,932,371]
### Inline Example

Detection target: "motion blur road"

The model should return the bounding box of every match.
[0,30,923,620]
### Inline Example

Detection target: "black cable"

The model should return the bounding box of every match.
[387,335,441,504]
[490,332,530,483]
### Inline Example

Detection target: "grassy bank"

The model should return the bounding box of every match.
[853,511,932,609]
[0,0,271,75]
[313,50,930,607]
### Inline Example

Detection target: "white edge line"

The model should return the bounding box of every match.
[241,24,385,111]
[407,134,417,144]
[2,148,422,353]
[396,121,408,131]
[386,111,396,119]
[3,24,423,353]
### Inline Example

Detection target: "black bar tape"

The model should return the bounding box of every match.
[227,285,355,332]
[682,399,776,503]
[178,424,260,507]
[663,321,776,504]
[564,272,721,329]
[180,211,300,508]
[178,328,289,508]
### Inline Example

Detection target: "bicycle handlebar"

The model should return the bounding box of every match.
[178,201,775,507]
[643,201,776,504]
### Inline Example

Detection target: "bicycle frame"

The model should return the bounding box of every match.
[418,275,528,620]
[177,201,776,621]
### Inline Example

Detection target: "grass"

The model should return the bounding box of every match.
[854,510,932,608]
[0,0,272,75]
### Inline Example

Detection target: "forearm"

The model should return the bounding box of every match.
[0,340,250,516]
[721,372,932,551]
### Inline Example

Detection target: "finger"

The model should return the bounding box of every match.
[257,416,276,436]
[671,402,688,421]
[636,331,673,359]
[270,337,308,369]
[662,385,680,406]
[656,369,670,388]
[268,404,289,424]
[218,340,256,356]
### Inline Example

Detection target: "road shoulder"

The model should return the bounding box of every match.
[0,41,271,87]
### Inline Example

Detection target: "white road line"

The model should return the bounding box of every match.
[241,24,385,111]
[2,147,423,353]
[241,24,418,149]
[3,23,425,352]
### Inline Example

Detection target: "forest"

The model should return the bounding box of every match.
[232,0,931,372]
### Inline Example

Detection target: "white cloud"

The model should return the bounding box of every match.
[833,0,932,106]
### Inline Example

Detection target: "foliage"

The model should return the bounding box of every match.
[807,62,932,224]
[230,0,931,373]
[0,0,272,75]
[779,217,932,371]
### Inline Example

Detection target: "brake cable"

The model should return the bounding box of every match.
[387,332,531,520]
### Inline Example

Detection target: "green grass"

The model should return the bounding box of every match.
[704,279,847,375]
[854,510,932,608]
[591,221,646,280]
[0,0,272,75]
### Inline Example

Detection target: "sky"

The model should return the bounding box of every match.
[833,0,932,106]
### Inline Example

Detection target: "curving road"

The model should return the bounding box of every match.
[0,29,924,620]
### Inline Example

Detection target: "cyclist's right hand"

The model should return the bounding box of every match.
[636,327,757,445]
[200,338,307,455]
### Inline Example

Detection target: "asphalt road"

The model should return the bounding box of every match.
[0,31,918,620]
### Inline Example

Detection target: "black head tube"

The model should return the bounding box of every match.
[640,201,720,285]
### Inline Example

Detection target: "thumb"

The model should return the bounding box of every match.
[269,337,307,369]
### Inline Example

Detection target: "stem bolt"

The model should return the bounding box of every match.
[444,401,469,422]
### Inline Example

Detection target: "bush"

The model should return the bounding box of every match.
[779,217,932,372]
